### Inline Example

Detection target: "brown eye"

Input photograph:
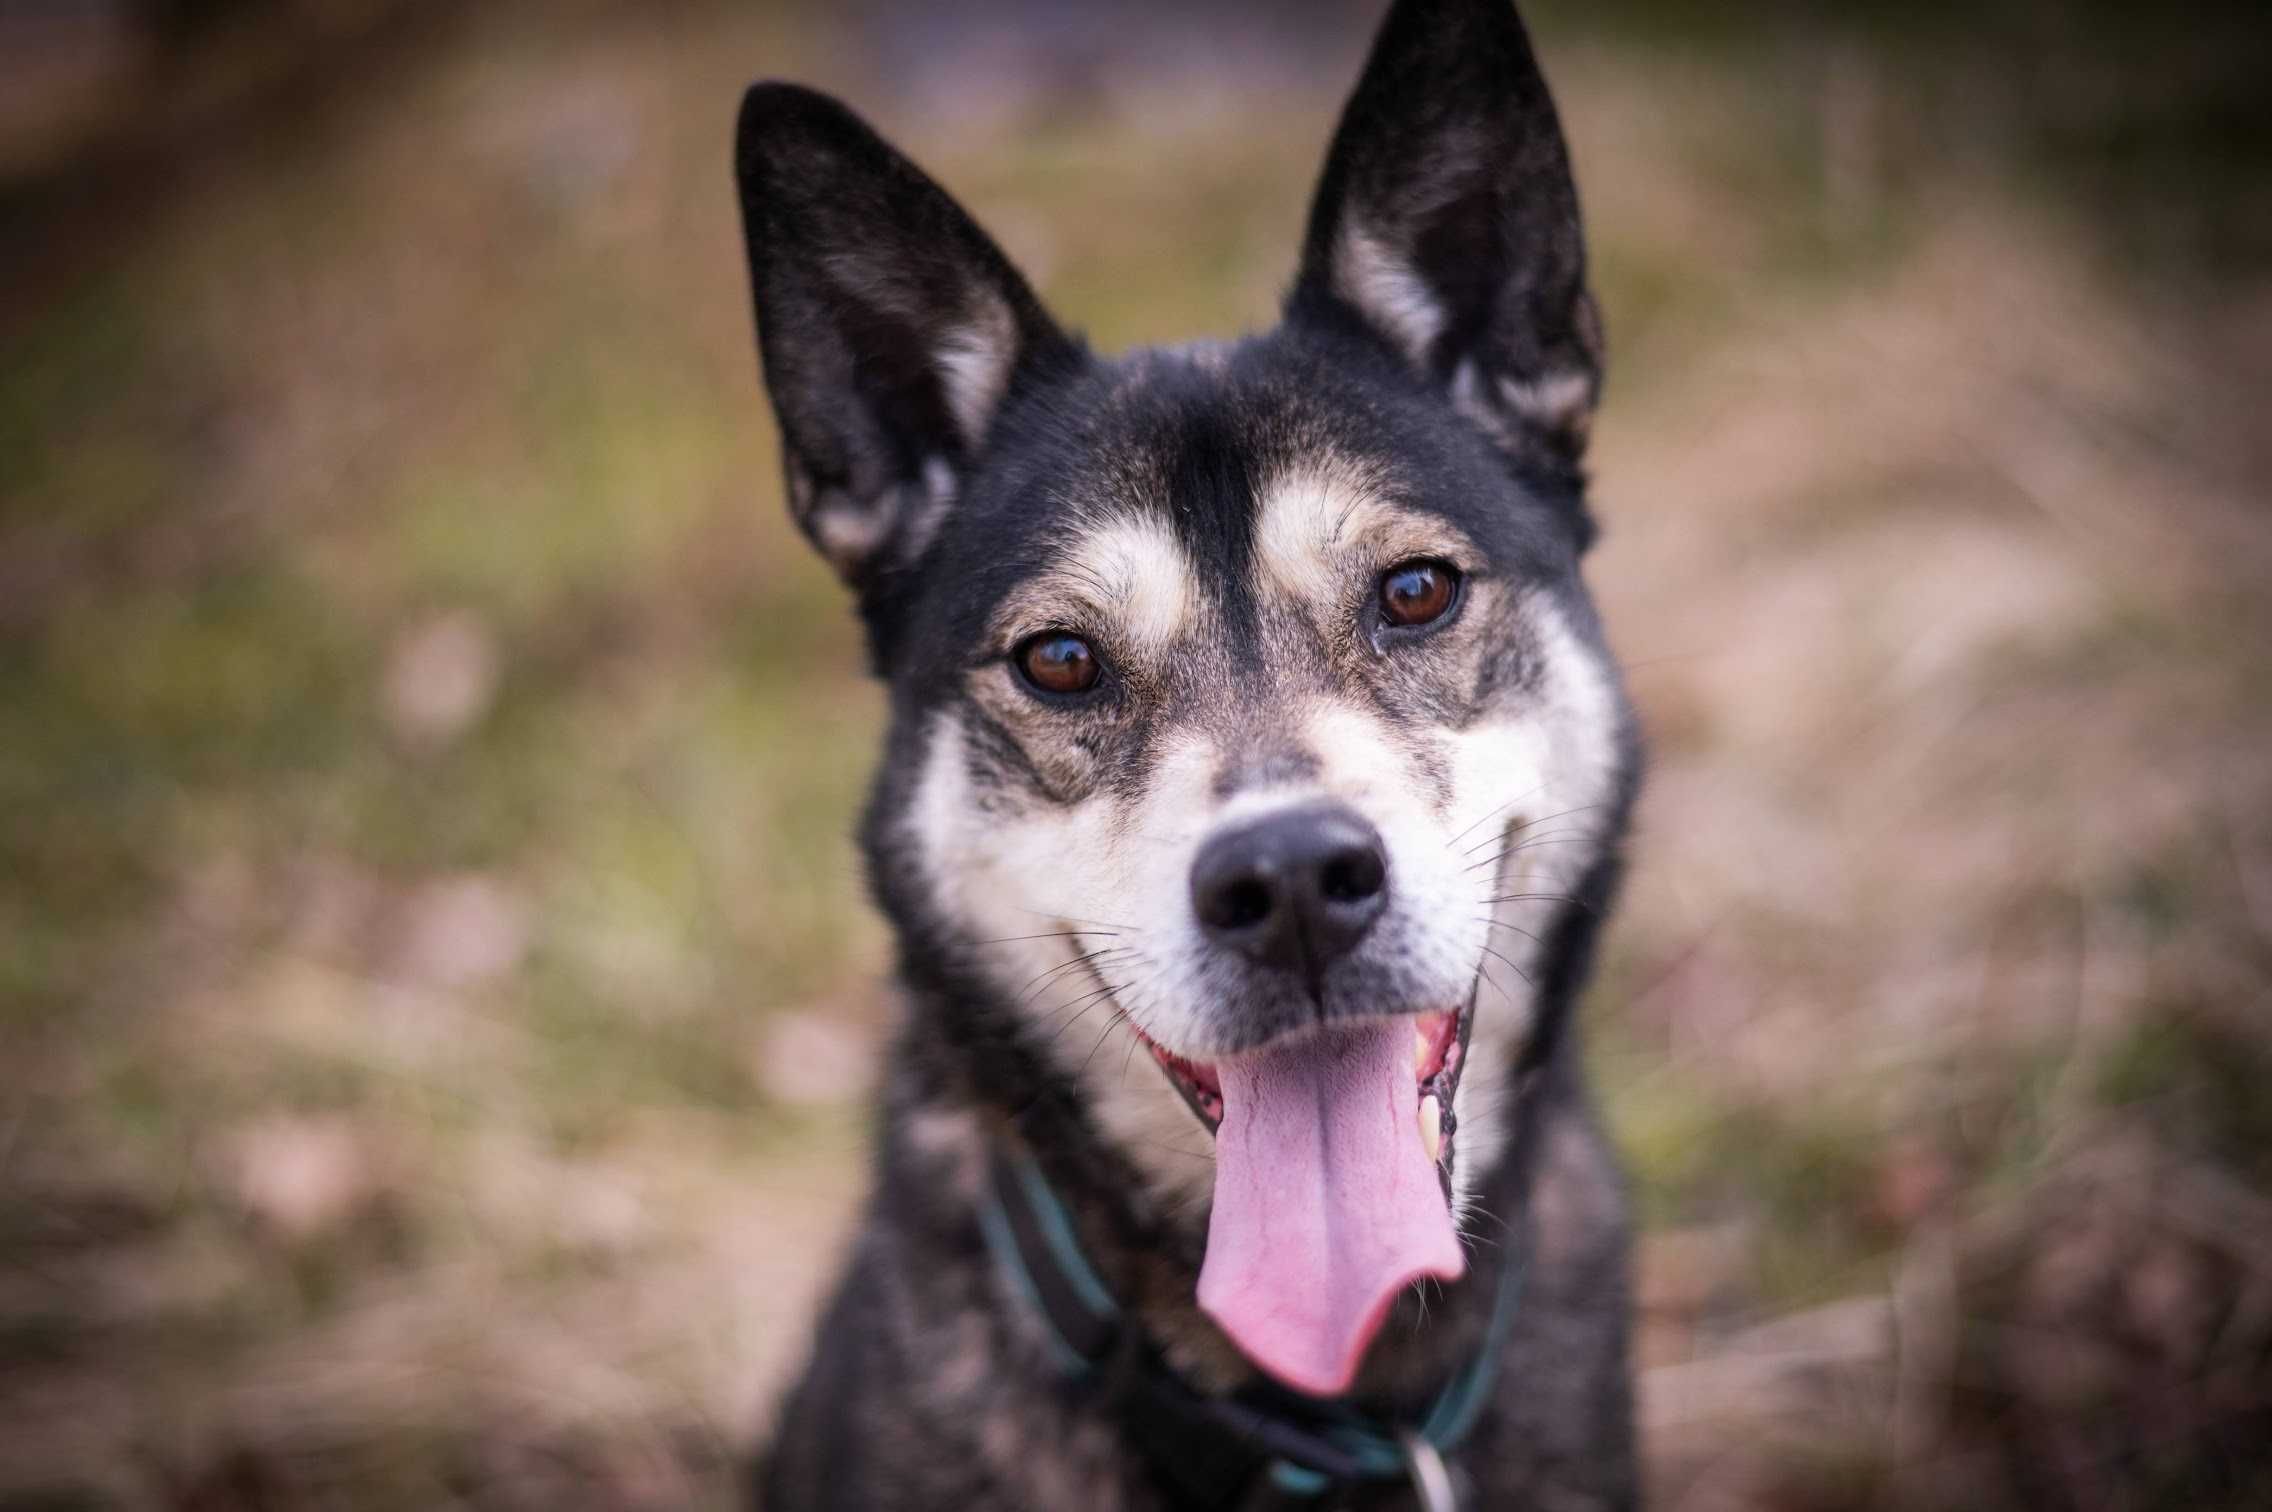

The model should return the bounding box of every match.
[1379,560,1460,628]
[1015,632,1102,696]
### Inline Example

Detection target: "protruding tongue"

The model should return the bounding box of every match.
[1197,1019,1465,1397]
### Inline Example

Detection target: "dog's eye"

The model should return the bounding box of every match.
[1014,632,1102,696]
[1378,560,1460,628]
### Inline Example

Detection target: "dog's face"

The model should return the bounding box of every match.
[881,350,1626,1207]
[737,0,1634,1396]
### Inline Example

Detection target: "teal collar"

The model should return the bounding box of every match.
[979,1141,1523,1509]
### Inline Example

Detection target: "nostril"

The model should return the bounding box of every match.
[1211,875,1275,931]
[1318,846,1385,904]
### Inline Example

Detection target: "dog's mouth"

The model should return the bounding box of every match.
[1133,991,1476,1398]
[1141,999,1471,1161]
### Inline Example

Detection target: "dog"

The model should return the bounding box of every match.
[736,1,1641,1505]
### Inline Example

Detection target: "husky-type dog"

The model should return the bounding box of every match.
[737,1,1640,1505]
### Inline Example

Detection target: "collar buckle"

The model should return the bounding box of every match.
[1397,1428,1458,1512]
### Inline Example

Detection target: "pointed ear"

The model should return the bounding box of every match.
[1289,0,1601,471]
[735,84,1075,587]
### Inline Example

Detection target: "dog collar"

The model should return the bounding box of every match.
[978,1140,1522,1511]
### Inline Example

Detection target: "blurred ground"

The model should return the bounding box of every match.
[3,2,2269,1508]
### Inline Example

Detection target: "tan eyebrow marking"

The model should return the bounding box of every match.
[994,509,1201,656]
[1254,458,1476,614]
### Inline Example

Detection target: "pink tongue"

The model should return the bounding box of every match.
[1197,1020,1465,1397]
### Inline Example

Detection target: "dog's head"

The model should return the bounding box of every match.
[735,0,1636,1397]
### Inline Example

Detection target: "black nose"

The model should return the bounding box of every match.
[1190,804,1389,985]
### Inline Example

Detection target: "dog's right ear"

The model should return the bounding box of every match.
[735,84,1073,588]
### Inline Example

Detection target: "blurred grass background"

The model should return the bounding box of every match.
[3,1,2269,1507]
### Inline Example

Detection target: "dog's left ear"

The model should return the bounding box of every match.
[1290,0,1601,473]
[735,83,1075,589]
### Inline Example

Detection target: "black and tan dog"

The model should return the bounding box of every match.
[736,1,1641,1505]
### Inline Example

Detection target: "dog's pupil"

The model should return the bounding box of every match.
[1383,562,1453,626]
[1021,633,1098,694]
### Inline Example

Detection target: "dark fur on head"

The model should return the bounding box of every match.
[738,2,1643,1506]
